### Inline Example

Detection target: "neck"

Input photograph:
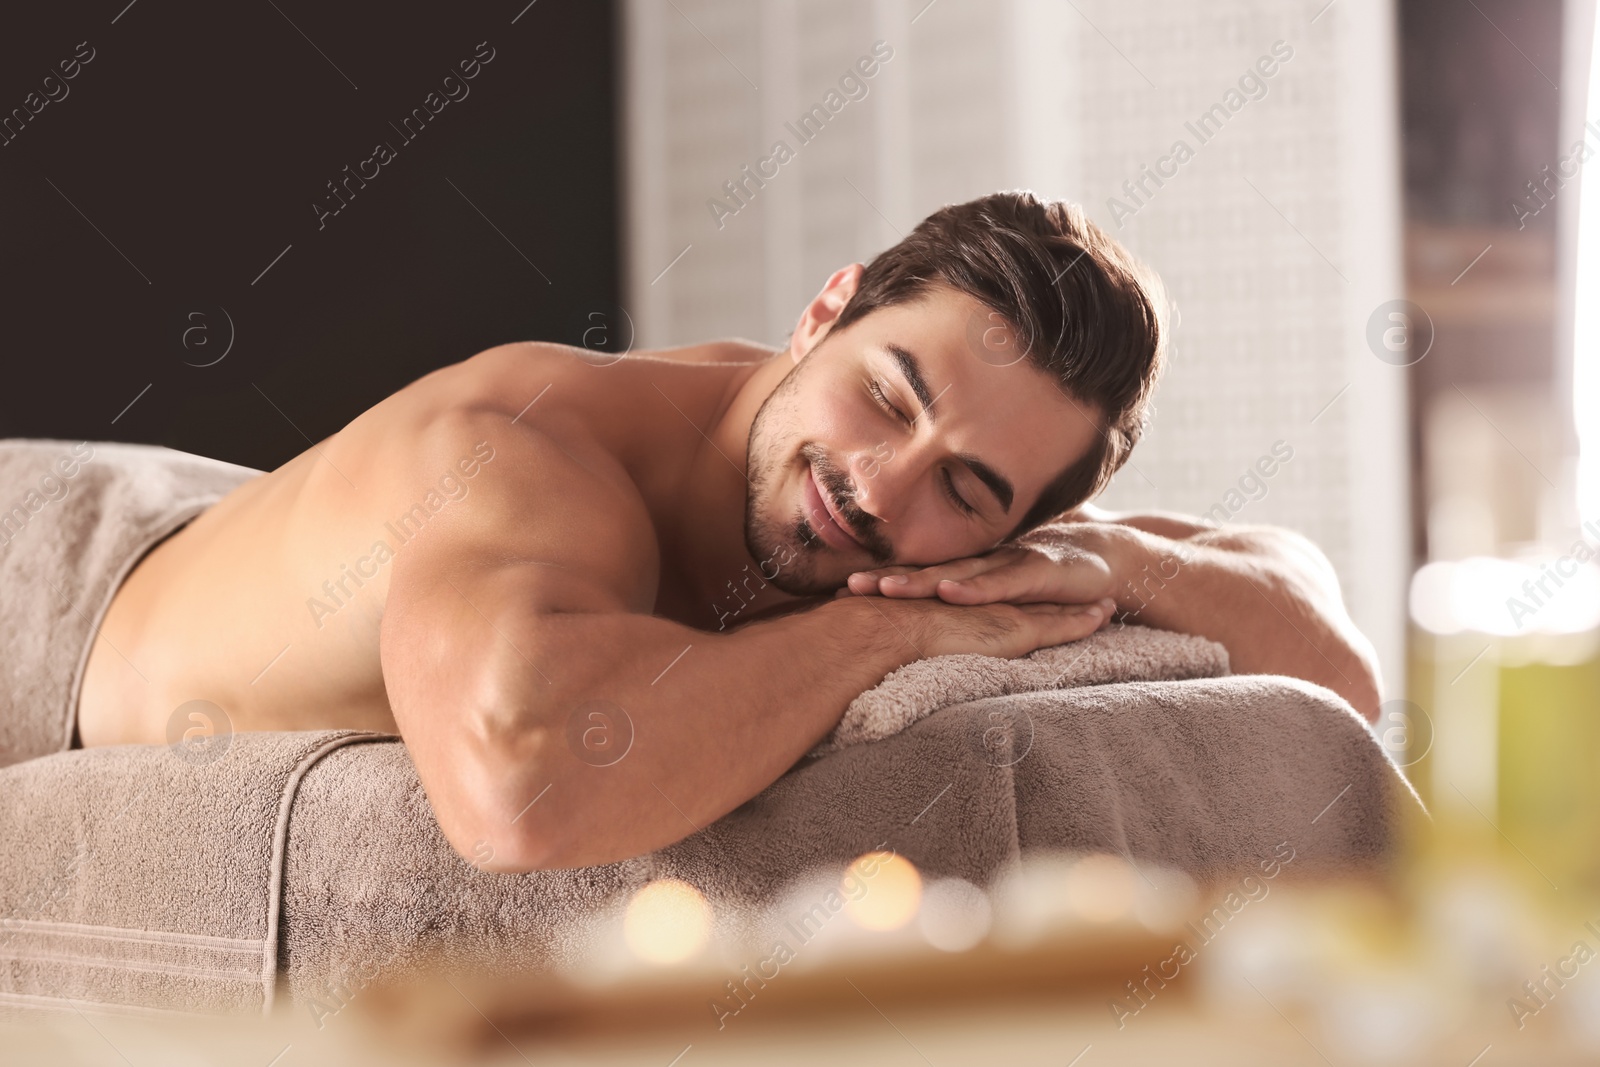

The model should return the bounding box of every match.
[635,344,799,630]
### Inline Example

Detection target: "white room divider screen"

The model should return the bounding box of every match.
[622,0,1410,696]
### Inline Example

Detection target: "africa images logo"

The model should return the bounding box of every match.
[312,41,497,230]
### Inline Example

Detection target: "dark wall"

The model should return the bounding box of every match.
[0,0,619,471]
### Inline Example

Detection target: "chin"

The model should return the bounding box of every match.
[742,507,841,597]
[742,395,854,596]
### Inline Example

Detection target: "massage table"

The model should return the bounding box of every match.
[0,439,1422,1018]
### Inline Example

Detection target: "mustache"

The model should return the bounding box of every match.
[803,445,883,555]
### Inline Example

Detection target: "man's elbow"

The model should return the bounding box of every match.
[1331,672,1382,727]
[449,823,566,874]
[437,772,575,874]
[445,795,642,874]
[1347,643,1384,727]
[429,704,576,874]
[1262,551,1383,725]
[1259,566,1383,726]
[435,714,653,873]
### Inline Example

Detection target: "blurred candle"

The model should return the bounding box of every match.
[842,852,921,931]
[623,879,711,965]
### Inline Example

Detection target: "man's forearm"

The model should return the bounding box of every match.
[470,597,919,872]
[1090,521,1383,722]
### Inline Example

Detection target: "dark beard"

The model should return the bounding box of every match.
[740,358,853,596]
[739,355,889,598]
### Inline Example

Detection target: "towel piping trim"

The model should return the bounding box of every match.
[0,918,263,951]
[0,988,204,1018]
[260,730,399,1015]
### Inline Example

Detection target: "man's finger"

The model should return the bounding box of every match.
[876,555,1005,598]
[1023,600,1110,649]
[933,559,1044,604]
[845,565,919,596]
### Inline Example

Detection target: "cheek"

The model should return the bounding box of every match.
[769,367,851,449]
[885,496,981,563]
[804,390,867,443]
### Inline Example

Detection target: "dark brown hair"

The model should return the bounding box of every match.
[831,191,1168,541]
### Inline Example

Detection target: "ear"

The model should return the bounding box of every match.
[789,263,864,364]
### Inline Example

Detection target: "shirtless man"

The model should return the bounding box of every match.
[75,192,1381,873]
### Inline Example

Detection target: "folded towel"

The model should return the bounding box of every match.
[0,438,260,767]
[0,670,1418,1020]
[0,728,385,1016]
[279,673,1415,1010]
[817,624,1229,753]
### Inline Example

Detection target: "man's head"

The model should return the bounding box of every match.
[743,190,1168,595]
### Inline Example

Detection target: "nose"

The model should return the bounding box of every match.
[849,445,913,526]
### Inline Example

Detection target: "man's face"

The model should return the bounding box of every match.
[743,285,1102,595]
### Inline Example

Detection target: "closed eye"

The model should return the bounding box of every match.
[868,379,908,423]
[871,379,977,518]
[943,469,977,516]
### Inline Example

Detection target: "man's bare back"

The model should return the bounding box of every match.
[77,339,781,746]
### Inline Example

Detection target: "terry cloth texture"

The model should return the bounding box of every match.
[0,675,1418,1020]
[276,675,1417,1012]
[0,729,386,1017]
[0,439,1424,1019]
[818,624,1230,753]
[0,438,261,768]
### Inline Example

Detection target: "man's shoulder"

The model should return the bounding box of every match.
[464,336,774,371]
[356,402,662,615]
[406,402,656,548]
[334,348,661,572]
[359,342,637,498]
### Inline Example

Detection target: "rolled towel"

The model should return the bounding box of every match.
[814,623,1229,753]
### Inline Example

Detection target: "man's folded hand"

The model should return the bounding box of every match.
[835,522,1121,615]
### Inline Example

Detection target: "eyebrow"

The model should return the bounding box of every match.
[882,343,1015,515]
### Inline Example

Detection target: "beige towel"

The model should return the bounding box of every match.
[279,674,1416,1011]
[819,625,1228,752]
[0,729,384,1016]
[0,438,260,767]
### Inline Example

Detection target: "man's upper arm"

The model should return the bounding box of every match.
[1064,504,1344,598]
[1056,502,1218,542]
[377,410,657,857]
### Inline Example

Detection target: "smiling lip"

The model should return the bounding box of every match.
[804,464,865,551]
